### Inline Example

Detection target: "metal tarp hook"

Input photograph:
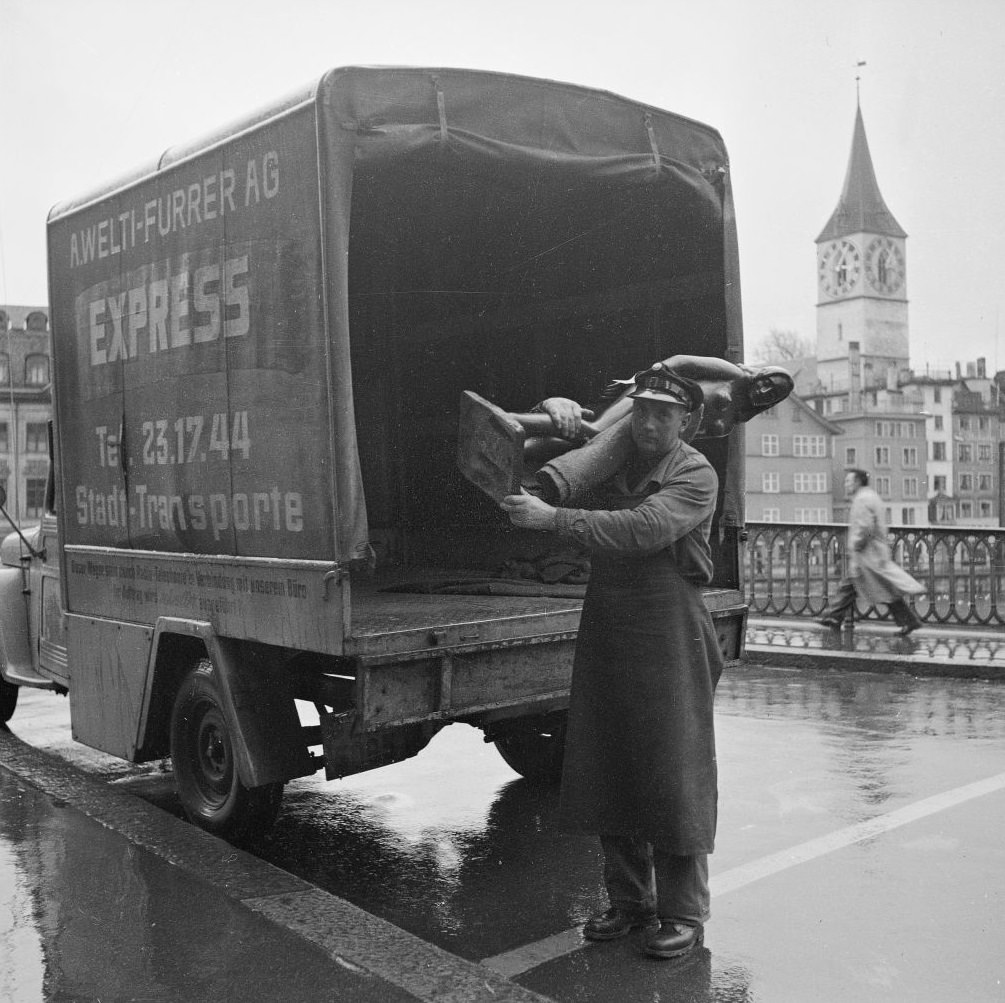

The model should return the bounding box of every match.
[431,75,448,144]
[644,113,661,168]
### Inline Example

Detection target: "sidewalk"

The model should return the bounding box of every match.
[745,615,1005,678]
[0,725,548,1003]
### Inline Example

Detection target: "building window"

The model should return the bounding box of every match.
[959,500,974,518]
[795,508,828,522]
[978,443,993,463]
[980,501,993,518]
[978,474,993,492]
[845,447,857,466]
[874,446,890,466]
[0,423,7,453]
[24,355,49,386]
[25,478,46,519]
[978,417,989,432]
[25,311,48,333]
[762,472,780,493]
[934,415,943,431]
[932,442,946,461]
[793,435,826,458]
[761,434,779,456]
[958,416,971,432]
[903,477,919,498]
[958,443,973,463]
[933,387,942,403]
[959,473,974,492]
[901,509,915,525]
[762,508,780,522]
[875,476,892,498]
[794,473,827,493]
[902,447,918,467]
[25,423,47,453]
[0,354,8,385]
[762,406,777,420]
[933,475,947,492]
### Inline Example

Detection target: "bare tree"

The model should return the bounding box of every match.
[748,328,812,364]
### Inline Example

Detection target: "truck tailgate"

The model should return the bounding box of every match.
[345,588,582,660]
[343,582,745,661]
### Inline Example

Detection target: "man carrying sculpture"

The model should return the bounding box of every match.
[501,364,723,959]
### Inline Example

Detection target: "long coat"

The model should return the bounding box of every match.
[846,486,925,605]
[553,440,723,853]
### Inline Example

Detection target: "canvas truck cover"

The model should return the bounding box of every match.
[47,66,743,582]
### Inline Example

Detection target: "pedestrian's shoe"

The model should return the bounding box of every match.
[643,920,704,959]
[818,617,842,629]
[583,907,657,941]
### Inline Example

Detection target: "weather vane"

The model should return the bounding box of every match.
[856,60,867,102]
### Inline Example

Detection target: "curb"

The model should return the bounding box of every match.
[0,728,550,1003]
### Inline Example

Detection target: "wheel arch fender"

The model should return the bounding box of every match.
[139,618,313,787]
[0,566,35,685]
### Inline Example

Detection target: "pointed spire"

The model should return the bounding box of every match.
[817,103,906,242]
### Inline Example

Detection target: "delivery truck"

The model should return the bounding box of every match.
[0,66,752,840]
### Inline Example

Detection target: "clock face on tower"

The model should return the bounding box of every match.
[864,236,905,295]
[819,239,861,297]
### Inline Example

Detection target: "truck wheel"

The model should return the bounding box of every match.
[493,713,567,783]
[170,662,284,841]
[0,678,18,724]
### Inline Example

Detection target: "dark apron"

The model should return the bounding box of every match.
[558,495,723,853]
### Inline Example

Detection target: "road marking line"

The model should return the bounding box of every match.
[481,771,1005,978]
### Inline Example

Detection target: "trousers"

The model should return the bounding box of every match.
[600,833,710,927]
[822,579,921,629]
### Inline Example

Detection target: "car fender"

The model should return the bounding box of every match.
[0,566,51,687]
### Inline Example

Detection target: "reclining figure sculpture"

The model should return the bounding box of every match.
[511,355,794,505]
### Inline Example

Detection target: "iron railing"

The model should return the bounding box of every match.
[744,521,1005,627]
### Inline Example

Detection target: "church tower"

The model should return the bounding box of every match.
[815,102,908,392]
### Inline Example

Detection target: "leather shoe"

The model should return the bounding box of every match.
[583,907,658,941]
[818,617,842,629]
[644,920,703,959]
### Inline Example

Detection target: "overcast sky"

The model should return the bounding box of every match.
[2,0,1003,373]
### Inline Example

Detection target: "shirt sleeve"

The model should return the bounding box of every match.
[552,461,718,554]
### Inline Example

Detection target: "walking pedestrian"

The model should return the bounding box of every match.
[501,365,722,960]
[818,468,924,635]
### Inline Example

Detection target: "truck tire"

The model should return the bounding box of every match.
[493,713,567,783]
[0,678,17,724]
[170,661,284,841]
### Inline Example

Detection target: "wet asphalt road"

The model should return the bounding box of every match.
[4,662,1005,1001]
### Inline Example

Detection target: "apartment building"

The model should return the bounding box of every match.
[0,305,53,521]
[745,393,842,523]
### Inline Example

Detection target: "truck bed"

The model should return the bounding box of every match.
[345,576,583,660]
[344,572,744,662]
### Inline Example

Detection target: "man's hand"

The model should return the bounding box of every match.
[540,397,586,440]
[500,490,558,531]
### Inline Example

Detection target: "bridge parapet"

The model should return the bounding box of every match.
[744,521,1005,628]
